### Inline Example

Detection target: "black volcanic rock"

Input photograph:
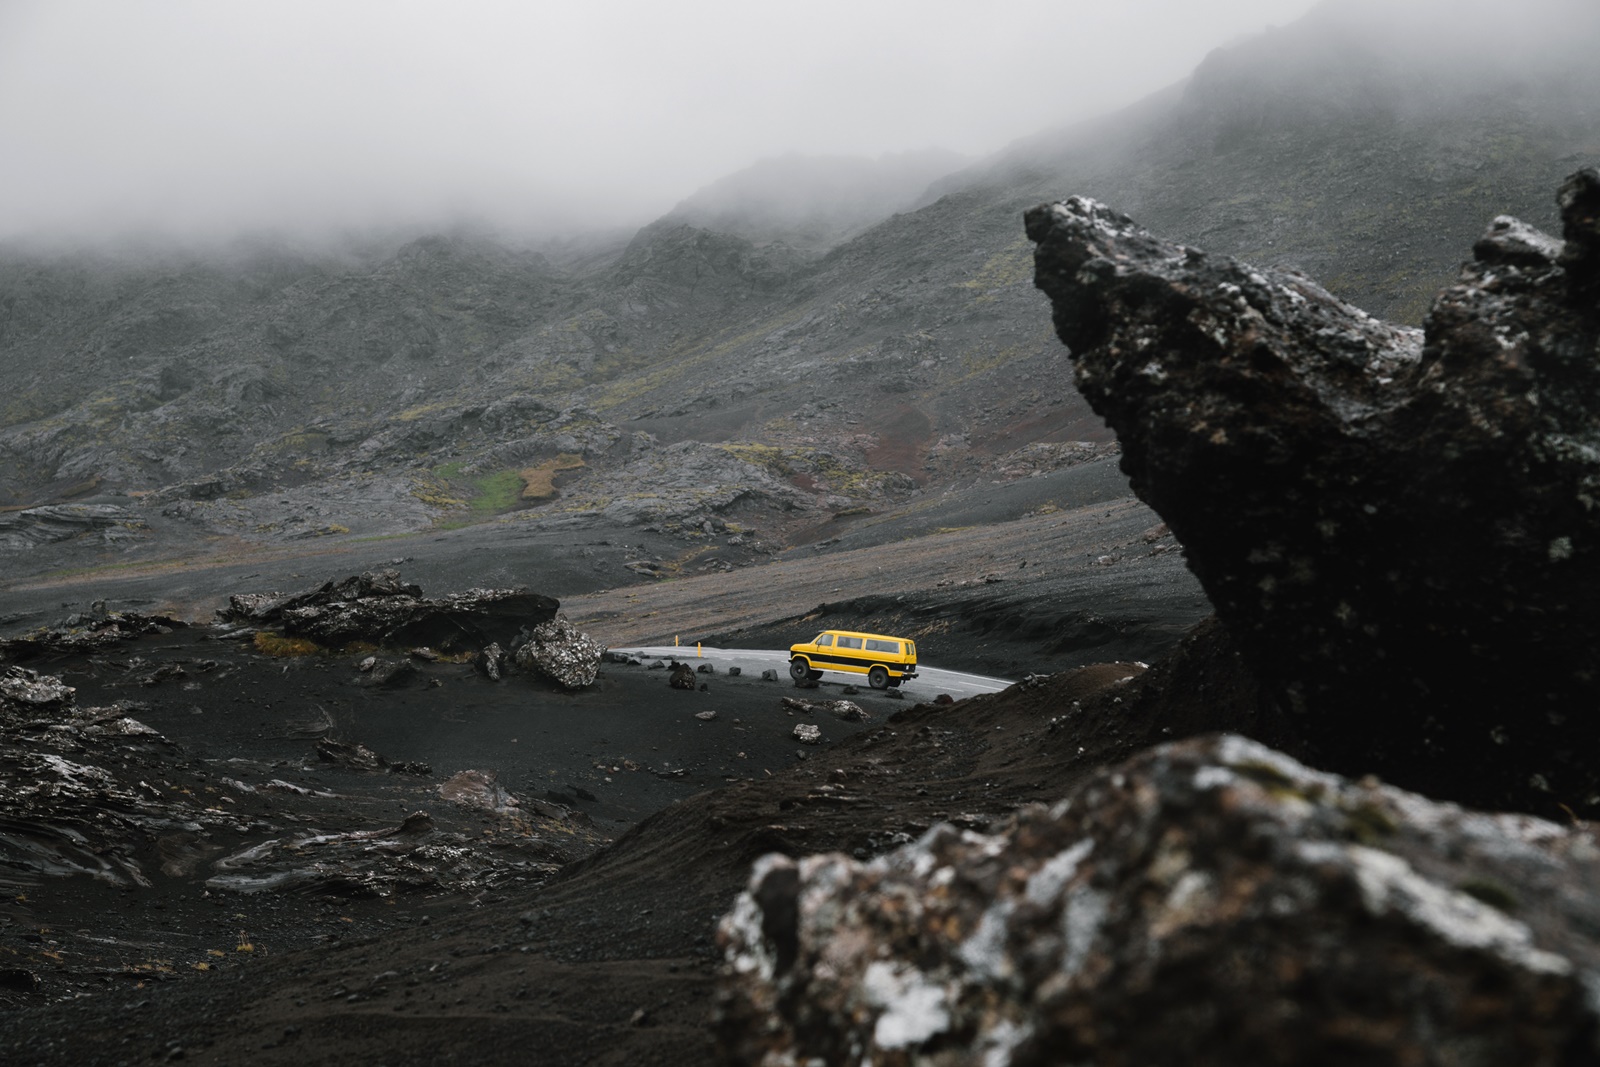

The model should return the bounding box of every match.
[510,613,604,690]
[0,610,185,662]
[717,734,1600,1067]
[1025,171,1600,816]
[219,570,558,652]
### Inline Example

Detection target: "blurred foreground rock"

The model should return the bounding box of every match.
[1026,170,1600,816]
[717,734,1600,1066]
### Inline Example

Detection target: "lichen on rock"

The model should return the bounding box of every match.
[717,734,1600,1066]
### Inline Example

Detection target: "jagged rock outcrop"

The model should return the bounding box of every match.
[510,613,603,690]
[219,570,558,652]
[717,734,1600,1067]
[1025,170,1600,816]
[0,611,185,662]
[0,504,136,552]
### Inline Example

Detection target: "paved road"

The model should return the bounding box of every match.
[610,645,1014,702]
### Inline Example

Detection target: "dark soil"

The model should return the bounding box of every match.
[0,612,1270,1066]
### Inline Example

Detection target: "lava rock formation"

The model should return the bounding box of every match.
[1025,170,1600,817]
[218,569,559,653]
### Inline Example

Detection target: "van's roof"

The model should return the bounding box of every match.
[817,629,913,643]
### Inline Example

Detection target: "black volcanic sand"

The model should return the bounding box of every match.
[0,619,1265,1066]
[0,629,887,1003]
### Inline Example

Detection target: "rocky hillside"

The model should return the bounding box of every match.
[1,0,1596,583]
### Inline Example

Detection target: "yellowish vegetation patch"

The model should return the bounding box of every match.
[519,454,586,500]
[253,632,323,657]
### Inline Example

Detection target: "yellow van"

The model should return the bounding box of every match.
[788,629,918,689]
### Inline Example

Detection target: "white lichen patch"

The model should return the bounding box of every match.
[1150,870,1218,939]
[1025,838,1094,905]
[1339,844,1571,976]
[957,901,1017,982]
[862,961,951,1049]
[978,1018,1034,1067]
[1193,765,1236,791]
[1061,886,1110,979]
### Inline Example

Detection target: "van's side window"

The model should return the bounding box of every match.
[865,639,900,653]
[816,634,833,646]
[838,636,863,650]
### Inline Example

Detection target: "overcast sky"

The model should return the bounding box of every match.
[0,0,1319,243]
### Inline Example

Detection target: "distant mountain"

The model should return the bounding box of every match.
[660,149,969,251]
[1,0,1596,573]
[968,0,1600,321]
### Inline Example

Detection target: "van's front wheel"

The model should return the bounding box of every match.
[790,658,812,681]
[868,666,889,690]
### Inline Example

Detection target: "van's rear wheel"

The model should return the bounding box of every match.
[790,658,811,681]
[868,666,889,690]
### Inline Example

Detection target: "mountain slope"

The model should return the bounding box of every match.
[2,0,1596,581]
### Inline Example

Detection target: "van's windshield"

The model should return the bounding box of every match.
[814,633,832,646]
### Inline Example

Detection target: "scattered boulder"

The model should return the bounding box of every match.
[718,734,1600,1066]
[437,769,520,815]
[669,662,697,690]
[780,697,869,722]
[366,659,420,689]
[1026,172,1600,816]
[135,663,185,688]
[792,675,820,690]
[727,666,742,677]
[478,642,506,681]
[761,669,778,682]
[511,613,604,690]
[0,667,76,709]
[697,663,715,674]
[316,738,431,775]
[696,710,719,722]
[792,723,822,745]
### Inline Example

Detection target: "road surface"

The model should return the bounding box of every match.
[609,645,1014,702]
